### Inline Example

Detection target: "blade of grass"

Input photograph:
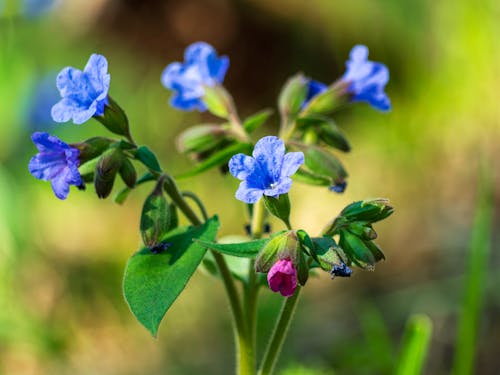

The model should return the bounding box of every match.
[395,314,433,375]
[452,166,494,375]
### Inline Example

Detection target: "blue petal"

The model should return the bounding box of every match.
[31,131,68,152]
[56,67,87,98]
[252,136,285,183]
[72,102,98,125]
[50,175,70,200]
[161,62,183,90]
[84,54,110,98]
[263,177,292,198]
[229,154,257,180]
[51,98,77,123]
[280,152,304,178]
[170,92,206,112]
[235,181,264,204]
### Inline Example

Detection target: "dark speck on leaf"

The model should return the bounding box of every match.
[149,242,171,254]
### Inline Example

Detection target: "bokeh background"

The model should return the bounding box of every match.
[0,0,499,374]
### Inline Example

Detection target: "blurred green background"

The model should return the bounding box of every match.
[0,0,498,374]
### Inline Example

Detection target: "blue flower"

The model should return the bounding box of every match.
[330,262,352,278]
[51,54,110,125]
[161,42,229,112]
[229,136,304,204]
[302,79,327,108]
[342,45,391,111]
[28,132,83,200]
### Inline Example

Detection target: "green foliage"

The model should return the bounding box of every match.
[134,145,162,173]
[395,314,433,375]
[176,142,252,179]
[243,109,274,133]
[123,216,220,337]
[452,167,493,375]
[196,237,270,258]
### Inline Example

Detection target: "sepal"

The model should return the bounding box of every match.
[177,124,227,154]
[263,194,291,229]
[94,96,131,138]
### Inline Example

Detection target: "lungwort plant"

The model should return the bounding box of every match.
[29,42,394,375]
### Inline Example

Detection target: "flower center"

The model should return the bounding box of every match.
[269,182,278,189]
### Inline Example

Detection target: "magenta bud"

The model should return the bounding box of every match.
[267,259,297,297]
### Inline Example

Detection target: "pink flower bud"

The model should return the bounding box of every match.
[267,259,297,297]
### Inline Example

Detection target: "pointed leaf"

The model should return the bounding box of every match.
[196,237,270,258]
[176,142,252,179]
[123,216,220,336]
[243,109,273,133]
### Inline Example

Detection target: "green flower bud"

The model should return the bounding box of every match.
[119,157,137,188]
[140,177,172,249]
[338,229,376,270]
[341,199,394,223]
[203,85,234,119]
[255,230,298,273]
[347,222,378,240]
[278,73,309,118]
[94,148,124,199]
[177,124,227,154]
[302,81,349,115]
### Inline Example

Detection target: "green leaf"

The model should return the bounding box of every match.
[123,216,220,337]
[395,314,433,375]
[452,166,493,375]
[135,146,162,173]
[243,109,273,133]
[296,115,350,152]
[176,142,252,179]
[196,237,270,258]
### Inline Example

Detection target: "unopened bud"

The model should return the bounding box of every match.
[177,125,227,154]
[94,148,124,199]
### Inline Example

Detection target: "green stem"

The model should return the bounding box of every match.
[162,174,251,374]
[258,287,302,375]
[181,191,209,221]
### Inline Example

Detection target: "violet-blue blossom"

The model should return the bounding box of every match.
[28,132,83,200]
[342,45,391,111]
[161,42,229,112]
[229,136,304,204]
[330,262,352,278]
[51,54,110,125]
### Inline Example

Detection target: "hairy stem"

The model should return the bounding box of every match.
[258,287,302,375]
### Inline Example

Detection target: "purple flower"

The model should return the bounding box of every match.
[161,42,229,112]
[28,132,83,200]
[302,79,327,108]
[228,136,304,204]
[342,45,391,111]
[267,259,297,297]
[51,54,110,125]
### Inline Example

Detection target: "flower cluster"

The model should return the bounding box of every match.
[28,41,393,306]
